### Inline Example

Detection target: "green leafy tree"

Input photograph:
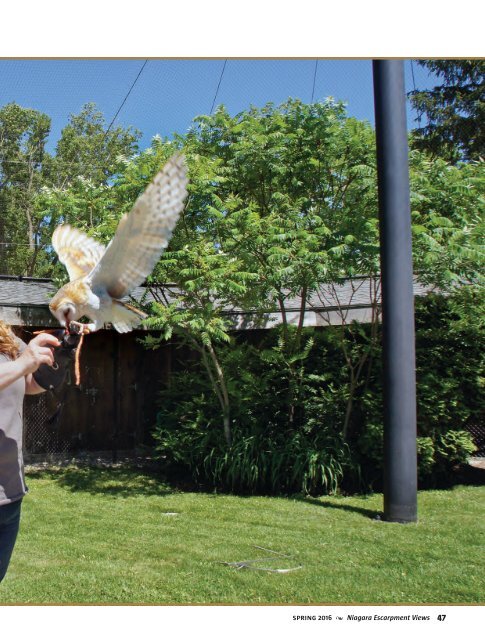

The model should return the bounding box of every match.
[111,140,255,446]
[12,97,481,490]
[120,100,483,457]
[0,102,53,274]
[409,60,485,162]
[54,102,140,187]
[0,101,139,276]
[9,103,141,277]
[177,100,379,428]
[359,288,482,488]
[409,152,484,289]
[34,178,116,280]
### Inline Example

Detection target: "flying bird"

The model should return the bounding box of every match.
[49,153,188,333]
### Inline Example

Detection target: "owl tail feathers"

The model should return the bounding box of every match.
[111,300,148,333]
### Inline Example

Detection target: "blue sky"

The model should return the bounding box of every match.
[0,59,434,153]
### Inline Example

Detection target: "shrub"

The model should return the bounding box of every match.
[204,429,348,495]
[151,290,483,493]
[434,430,477,472]
[152,338,351,495]
[417,437,436,478]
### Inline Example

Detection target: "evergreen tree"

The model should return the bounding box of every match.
[409,60,484,162]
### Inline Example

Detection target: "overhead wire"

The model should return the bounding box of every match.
[104,59,149,140]
[1,61,149,169]
[210,60,227,114]
[410,60,423,126]
[311,60,318,103]
[0,158,129,167]
[0,242,50,247]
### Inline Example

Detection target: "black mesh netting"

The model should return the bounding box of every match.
[23,392,71,456]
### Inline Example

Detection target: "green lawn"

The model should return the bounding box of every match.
[1,466,483,604]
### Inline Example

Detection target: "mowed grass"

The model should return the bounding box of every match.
[1,466,483,604]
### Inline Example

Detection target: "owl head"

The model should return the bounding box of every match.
[49,290,78,328]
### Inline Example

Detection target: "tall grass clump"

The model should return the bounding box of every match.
[152,335,351,495]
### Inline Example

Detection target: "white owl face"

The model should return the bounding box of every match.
[49,297,77,327]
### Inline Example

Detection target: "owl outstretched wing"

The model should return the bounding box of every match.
[52,225,107,282]
[89,153,188,299]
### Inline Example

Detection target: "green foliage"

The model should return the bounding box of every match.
[141,100,382,449]
[409,154,484,289]
[0,101,139,276]
[414,290,484,433]
[152,286,483,493]
[416,430,477,484]
[183,99,380,290]
[0,103,53,275]
[142,100,482,492]
[152,336,350,495]
[1,97,481,493]
[206,431,346,495]
[416,437,435,477]
[154,290,484,494]
[434,430,477,471]
[352,289,483,486]
[54,102,140,186]
[409,60,485,162]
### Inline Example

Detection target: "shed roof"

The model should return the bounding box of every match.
[0,274,433,330]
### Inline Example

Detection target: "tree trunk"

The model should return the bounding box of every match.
[202,341,232,447]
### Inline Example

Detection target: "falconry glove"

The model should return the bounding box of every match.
[33,329,82,391]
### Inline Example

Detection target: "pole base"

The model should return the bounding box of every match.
[384,504,417,523]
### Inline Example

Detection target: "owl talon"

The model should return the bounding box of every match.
[69,321,90,335]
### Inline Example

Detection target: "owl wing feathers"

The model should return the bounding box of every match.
[89,153,188,300]
[52,225,106,282]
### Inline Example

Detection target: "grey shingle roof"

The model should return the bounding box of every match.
[0,275,434,329]
[0,276,56,306]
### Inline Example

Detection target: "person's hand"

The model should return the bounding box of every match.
[18,333,61,374]
[31,329,83,391]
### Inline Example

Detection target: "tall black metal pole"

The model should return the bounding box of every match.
[373,60,418,523]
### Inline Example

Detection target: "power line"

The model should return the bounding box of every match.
[104,60,148,140]
[409,60,422,126]
[0,242,50,247]
[210,60,227,114]
[311,60,318,103]
[1,61,149,169]
[1,62,149,174]
[0,158,127,167]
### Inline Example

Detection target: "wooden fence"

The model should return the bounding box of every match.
[22,328,172,457]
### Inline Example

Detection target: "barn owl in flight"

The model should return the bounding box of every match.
[49,153,188,333]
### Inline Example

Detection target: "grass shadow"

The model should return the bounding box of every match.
[26,466,177,498]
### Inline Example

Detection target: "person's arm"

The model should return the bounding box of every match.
[0,333,60,394]
[0,358,34,392]
[25,373,47,395]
